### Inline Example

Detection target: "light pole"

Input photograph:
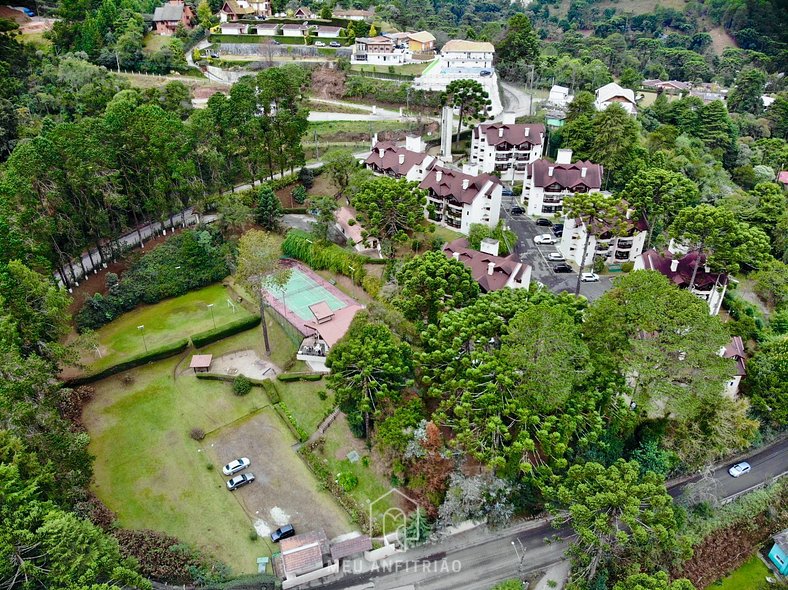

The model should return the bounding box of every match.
[207,303,216,328]
[137,325,147,352]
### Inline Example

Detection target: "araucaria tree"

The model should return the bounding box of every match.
[544,460,682,584]
[326,316,414,438]
[351,177,427,254]
[394,251,480,325]
[495,14,540,82]
[441,79,491,145]
[255,184,282,231]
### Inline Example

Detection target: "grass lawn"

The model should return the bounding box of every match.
[83,284,256,374]
[308,119,414,143]
[350,61,431,77]
[430,224,464,244]
[18,31,52,48]
[707,555,771,590]
[143,31,171,54]
[275,378,335,434]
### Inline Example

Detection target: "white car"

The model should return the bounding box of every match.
[547,252,565,262]
[580,272,600,282]
[222,457,251,476]
[534,234,556,245]
[314,41,326,47]
[728,462,751,478]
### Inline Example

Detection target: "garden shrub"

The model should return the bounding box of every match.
[336,471,359,492]
[274,402,308,442]
[233,375,252,396]
[190,315,261,348]
[317,389,328,401]
[298,166,314,189]
[190,428,205,441]
[292,185,308,204]
[621,261,635,272]
[76,230,232,332]
[282,230,367,284]
[276,372,322,382]
[362,275,382,298]
[261,379,281,404]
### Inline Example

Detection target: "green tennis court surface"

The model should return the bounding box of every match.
[276,268,347,321]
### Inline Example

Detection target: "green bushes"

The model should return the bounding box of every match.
[76,230,232,332]
[191,315,261,348]
[261,379,281,404]
[233,375,252,396]
[282,230,367,283]
[67,338,190,386]
[343,76,441,109]
[274,402,308,442]
[621,261,635,272]
[276,372,323,382]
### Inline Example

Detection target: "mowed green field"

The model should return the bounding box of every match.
[84,284,255,372]
[708,555,771,590]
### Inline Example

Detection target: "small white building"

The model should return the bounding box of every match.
[721,336,747,398]
[419,164,502,234]
[440,39,494,69]
[559,204,647,268]
[595,82,637,115]
[469,114,544,181]
[524,149,603,216]
[220,22,248,34]
[315,25,342,38]
[548,85,573,107]
[444,237,531,292]
[364,135,435,182]
[633,249,729,315]
[281,23,308,37]
[254,22,279,35]
[351,35,407,64]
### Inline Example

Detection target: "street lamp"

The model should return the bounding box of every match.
[137,325,147,352]
[207,303,216,329]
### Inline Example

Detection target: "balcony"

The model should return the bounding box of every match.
[614,250,630,260]
[297,337,329,363]
[617,239,634,249]
[543,196,563,204]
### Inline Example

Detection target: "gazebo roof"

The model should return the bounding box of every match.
[189,354,213,369]
[309,301,335,322]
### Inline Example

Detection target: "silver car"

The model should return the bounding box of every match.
[227,473,255,490]
[727,462,751,477]
[222,457,251,476]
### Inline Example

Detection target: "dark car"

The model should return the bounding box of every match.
[510,206,525,215]
[329,41,341,47]
[271,524,295,543]
[536,218,552,226]
[501,186,513,196]
[271,40,281,45]
[553,263,572,273]
[552,223,564,233]
[226,473,255,491]
[480,70,492,77]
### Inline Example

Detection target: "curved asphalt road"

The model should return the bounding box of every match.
[317,438,787,590]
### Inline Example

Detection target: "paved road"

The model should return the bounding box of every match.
[500,200,612,301]
[315,438,787,590]
[499,81,533,119]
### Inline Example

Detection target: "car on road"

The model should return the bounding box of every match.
[553,263,572,273]
[314,41,326,47]
[581,272,600,282]
[271,40,281,45]
[728,462,751,478]
[222,457,251,476]
[226,473,255,491]
[329,41,341,47]
[552,223,564,233]
[271,524,295,542]
[501,186,513,196]
[536,218,552,226]
[547,252,565,262]
[480,70,492,77]
[209,51,220,58]
[510,206,525,215]
[534,234,557,245]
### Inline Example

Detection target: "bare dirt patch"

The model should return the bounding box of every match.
[196,349,280,380]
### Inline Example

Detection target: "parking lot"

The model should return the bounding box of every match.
[500,197,614,301]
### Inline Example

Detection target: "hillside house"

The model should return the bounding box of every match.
[470,114,545,181]
[219,0,254,21]
[351,35,406,64]
[721,336,747,397]
[523,149,603,216]
[364,136,434,182]
[595,82,637,115]
[281,23,309,36]
[152,0,194,35]
[444,238,530,292]
[315,25,342,38]
[293,6,315,18]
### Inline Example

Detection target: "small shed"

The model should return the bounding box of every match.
[309,301,335,324]
[769,529,788,575]
[190,354,213,373]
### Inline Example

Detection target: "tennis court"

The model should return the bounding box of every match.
[273,267,347,321]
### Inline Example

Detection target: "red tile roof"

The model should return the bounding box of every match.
[189,354,212,369]
[419,165,500,205]
[530,159,603,190]
[638,249,728,290]
[365,141,430,177]
[723,336,747,377]
[443,238,526,292]
[330,535,372,560]
[474,122,545,147]
[280,530,329,577]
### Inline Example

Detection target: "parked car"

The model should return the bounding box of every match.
[580,272,600,282]
[728,462,751,478]
[534,234,557,245]
[222,457,251,476]
[480,70,492,77]
[271,40,281,45]
[510,206,525,215]
[329,41,341,47]
[554,230,563,238]
[536,218,552,226]
[314,41,326,47]
[553,263,572,273]
[209,51,220,58]
[501,186,513,196]
[271,524,295,542]
[547,252,565,262]
[226,473,255,491]
[552,223,564,233]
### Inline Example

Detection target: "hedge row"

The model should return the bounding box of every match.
[273,402,308,442]
[299,438,378,534]
[67,339,190,386]
[276,372,323,382]
[191,315,261,348]
[195,373,269,387]
[283,207,308,214]
[261,379,281,404]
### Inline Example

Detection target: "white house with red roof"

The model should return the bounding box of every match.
[469,114,544,181]
[721,336,747,397]
[419,164,502,234]
[595,82,637,115]
[524,149,603,216]
[364,135,434,181]
[444,237,530,292]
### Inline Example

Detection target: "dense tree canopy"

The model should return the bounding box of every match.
[351,177,427,252]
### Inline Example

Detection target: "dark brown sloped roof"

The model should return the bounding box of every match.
[330,536,372,560]
[419,165,500,205]
[443,238,525,292]
[530,158,603,190]
[474,123,545,147]
[365,141,429,176]
[723,336,746,377]
[638,249,729,290]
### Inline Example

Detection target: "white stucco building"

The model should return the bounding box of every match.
[548,85,573,107]
[595,82,637,115]
[364,135,435,182]
[351,36,407,65]
[469,114,545,181]
[523,149,603,216]
[559,205,648,268]
[419,164,502,234]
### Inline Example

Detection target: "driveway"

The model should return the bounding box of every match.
[500,200,613,302]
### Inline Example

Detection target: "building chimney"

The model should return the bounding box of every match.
[581,167,587,178]
[398,153,405,165]
[498,127,504,138]
[378,148,385,158]
[670,259,679,273]
[487,261,495,276]
[502,112,516,125]
[548,166,554,177]
[480,237,500,256]
[436,170,443,182]
[405,134,424,153]
[524,127,530,137]
[556,149,573,165]
[452,252,460,260]
[371,133,378,148]
[462,178,470,190]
